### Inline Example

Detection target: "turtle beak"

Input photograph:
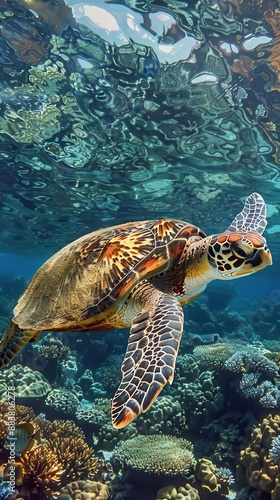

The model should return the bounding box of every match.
[259,247,273,267]
[235,246,272,276]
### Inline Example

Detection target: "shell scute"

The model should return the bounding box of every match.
[13,219,197,330]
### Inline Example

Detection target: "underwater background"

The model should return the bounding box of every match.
[0,0,280,498]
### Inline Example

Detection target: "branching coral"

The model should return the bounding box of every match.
[192,342,243,370]
[224,350,279,377]
[20,444,64,491]
[47,436,98,484]
[37,344,71,360]
[39,419,98,485]
[0,420,8,449]
[40,419,86,441]
[113,435,196,476]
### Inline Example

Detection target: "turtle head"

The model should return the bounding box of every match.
[207,231,272,280]
[206,192,272,280]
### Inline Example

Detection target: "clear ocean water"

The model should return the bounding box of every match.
[0,1,279,499]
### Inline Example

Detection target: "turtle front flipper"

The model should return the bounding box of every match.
[111,285,184,428]
[0,322,41,368]
[227,192,267,234]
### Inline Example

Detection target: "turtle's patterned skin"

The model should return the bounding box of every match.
[0,193,272,428]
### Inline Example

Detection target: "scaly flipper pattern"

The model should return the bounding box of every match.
[0,323,40,368]
[112,285,184,428]
[227,192,267,234]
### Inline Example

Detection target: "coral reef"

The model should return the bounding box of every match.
[171,370,226,432]
[192,342,245,370]
[58,480,110,499]
[112,435,196,476]
[45,388,80,415]
[0,364,51,398]
[37,343,71,360]
[47,436,98,484]
[136,395,187,436]
[237,413,280,499]
[196,458,234,497]
[156,483,200,500]
[20,444,63,491]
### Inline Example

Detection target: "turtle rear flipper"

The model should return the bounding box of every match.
[0,323,40,368]
[111,285,184,428]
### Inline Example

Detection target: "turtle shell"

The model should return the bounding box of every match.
[13,219,205,330]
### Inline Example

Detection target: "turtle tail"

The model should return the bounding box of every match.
[0,322,41,368]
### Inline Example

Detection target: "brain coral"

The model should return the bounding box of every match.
[156,483,200,500]
[45,388,80,414]
[58,480,110,499]
[0,364,51,397]
[112,435,195,476]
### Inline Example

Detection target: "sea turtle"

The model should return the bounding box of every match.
[0,192,272,428]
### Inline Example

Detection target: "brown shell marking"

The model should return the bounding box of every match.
[13,219,194,330]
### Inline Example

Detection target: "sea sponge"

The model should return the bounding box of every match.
[156,483,200,500]
[58,480,110,499]
[0,364,51,398]
[112,435,195,476]
[237,413,280,498]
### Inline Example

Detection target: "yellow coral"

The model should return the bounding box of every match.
[58,480,110,499]
[20,444,64,490]
[237,414,280,498]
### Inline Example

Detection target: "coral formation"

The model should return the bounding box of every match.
[156,483,200,500]
[45,388,80,414]
[172,370,225,431]
[136,395,187,435]
[196,458,234,496]
[37,343,71,360]
[0,364,51,398]
[224,350,279,378]
[47,436,98,484]
[58,480,110,499]
[112,435,195,475]
[192,342,245,370]
[20,444,63,491]
[237,413,280,499]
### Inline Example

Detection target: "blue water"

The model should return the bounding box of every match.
[0,0,280,499]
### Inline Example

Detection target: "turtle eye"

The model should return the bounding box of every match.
[231,242,254,259]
